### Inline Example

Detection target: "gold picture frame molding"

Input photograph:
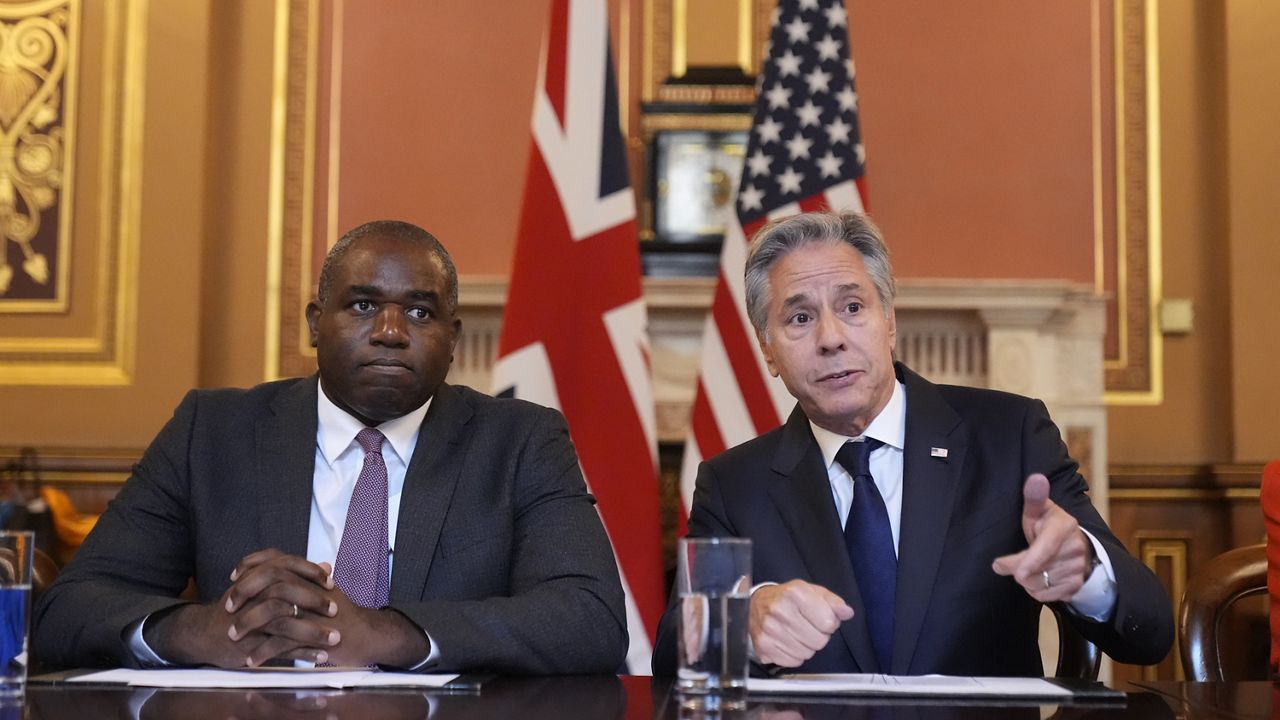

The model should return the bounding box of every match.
[1102,0,1162,403]
[643,0,769,106]
[266,0,328,380]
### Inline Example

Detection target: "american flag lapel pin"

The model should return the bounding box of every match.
[930,447,949,458]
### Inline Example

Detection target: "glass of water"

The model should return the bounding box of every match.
[0,531,33,701]
[676,537,752,710]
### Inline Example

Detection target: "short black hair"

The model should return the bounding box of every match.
[316,220,458,313]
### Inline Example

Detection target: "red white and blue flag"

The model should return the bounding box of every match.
[680,0,870,508]
[493,0,663,673]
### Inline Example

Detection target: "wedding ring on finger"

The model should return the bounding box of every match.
[1042,571,1052,590]
[292,603,300,619]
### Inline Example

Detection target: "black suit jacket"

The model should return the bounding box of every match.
[33,378,628,674]
[653,364,1172,676]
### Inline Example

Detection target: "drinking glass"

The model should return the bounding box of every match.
[0,530,34,700]
[675,537,752,710]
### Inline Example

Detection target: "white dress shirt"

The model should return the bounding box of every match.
[309,383,430,577]
[806,380,1118,621]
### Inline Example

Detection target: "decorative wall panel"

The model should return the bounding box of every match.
[0,0,143,384]
[1101,0,1161,402]
[0,0,75,310]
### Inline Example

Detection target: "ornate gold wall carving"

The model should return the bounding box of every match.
[0,0,144,384]
[0,0,76,309]
[1103,0,1162,402]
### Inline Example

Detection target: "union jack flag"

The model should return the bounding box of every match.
[493,0,663,673]
[679,0,869,508]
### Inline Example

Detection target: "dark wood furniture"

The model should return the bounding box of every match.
[1109,462,1266,684]
[12,676,1280,720]
[1180,544,1269,681]
[1051,604,1102,680]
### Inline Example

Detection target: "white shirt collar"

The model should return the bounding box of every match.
[315,378,432,467]
[809,379,907,470]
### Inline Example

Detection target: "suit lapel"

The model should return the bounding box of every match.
[256,377,320,556]
[890,364,967,674]
[767,407,879,673]
[388,383,472,603]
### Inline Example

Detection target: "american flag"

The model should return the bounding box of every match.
[492,0,663,673]
[679,0,869,508]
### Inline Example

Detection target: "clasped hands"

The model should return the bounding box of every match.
[144,549,428,668]
[750,473,1097,667]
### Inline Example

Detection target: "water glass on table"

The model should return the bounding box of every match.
[0,531,33,702]
[676,537,752,711]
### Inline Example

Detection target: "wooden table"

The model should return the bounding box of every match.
[8,675,1276,719]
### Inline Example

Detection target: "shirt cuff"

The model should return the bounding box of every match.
[125,614,174,668]
[749,581,779,595]
[403,628,439,671]
[1066,529,1117,621]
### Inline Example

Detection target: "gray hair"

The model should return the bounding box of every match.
[317,219,459,314]
[744,211,896,336]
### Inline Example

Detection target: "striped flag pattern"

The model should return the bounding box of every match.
[679,0,870,508]
[492,0,663,673]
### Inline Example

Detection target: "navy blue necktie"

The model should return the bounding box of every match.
[836,438,895,671]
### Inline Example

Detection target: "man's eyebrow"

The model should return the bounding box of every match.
[780,282,863,308]
[781,292,811,308]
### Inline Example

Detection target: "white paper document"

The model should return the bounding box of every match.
[69,667,460,690]
[748,674,1074,699]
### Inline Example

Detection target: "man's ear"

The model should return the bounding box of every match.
[755,328,780,377]
[449,317,462,361]
[887,307,897,352]
[305,300,322,348]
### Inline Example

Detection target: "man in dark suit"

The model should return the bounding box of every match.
[653,211,1172,676]
[34,220,628,673]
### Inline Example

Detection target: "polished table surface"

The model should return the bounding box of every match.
[8,676,1278,720]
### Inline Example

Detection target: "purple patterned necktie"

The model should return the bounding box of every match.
[332,427,390,608]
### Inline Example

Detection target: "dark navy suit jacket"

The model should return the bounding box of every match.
[654,364,1172,676]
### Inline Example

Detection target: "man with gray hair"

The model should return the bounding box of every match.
[654,211,1171,676]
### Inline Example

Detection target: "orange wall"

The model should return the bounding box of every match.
[851,1,1095,283]
[327,0,1279,467]
[334,1,1096,283]
[336,1,549,276]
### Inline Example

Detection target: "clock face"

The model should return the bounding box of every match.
[653,130,748,243]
